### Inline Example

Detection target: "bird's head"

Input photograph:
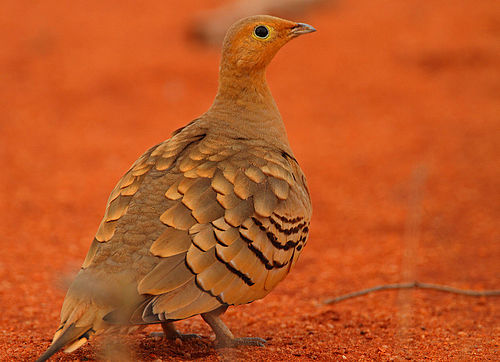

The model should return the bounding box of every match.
[220,15,316,73]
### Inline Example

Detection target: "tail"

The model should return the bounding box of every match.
[37,266,141,360]
[36,324,94,362]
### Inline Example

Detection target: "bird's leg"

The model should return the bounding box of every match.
[201,306,266,348]
[149,322,201,340]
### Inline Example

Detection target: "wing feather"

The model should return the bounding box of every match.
[129,136,312,322]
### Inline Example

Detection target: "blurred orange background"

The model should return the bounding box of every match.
[0,0,498,360]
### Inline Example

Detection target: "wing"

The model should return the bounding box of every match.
[59,124,209,328]
[133,133,312,323]
[77,122,311,325]
[91,127,207,246]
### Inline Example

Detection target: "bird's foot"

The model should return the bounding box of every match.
[150,322,202,340]
[150,330,201,340]
[202,307,267,348]
[216,336,267,348]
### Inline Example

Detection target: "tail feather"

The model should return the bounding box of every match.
[36,323,92,362]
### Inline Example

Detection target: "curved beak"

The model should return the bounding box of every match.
[291,22,317,37]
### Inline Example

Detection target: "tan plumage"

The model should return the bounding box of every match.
[37,14,315,361]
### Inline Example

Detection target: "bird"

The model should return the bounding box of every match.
[37,15,315,361]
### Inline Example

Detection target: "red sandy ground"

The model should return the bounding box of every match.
[0,1,499,360]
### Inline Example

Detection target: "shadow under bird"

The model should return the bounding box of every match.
[37,15,315,361]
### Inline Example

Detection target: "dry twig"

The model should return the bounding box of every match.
[323,281,500,304]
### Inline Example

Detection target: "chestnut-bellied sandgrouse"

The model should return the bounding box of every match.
[37,15,314,361]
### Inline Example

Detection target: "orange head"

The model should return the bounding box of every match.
[220,15,316,73]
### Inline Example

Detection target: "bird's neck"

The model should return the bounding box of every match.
[205,66,290,148]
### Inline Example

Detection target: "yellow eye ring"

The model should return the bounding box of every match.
[253,25,271,40]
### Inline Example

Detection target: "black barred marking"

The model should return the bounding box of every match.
[272,213,303,224]
[185,258,228,305]
[249,243,288,270]
[287,249,296,272]
[251,217,265,230]
[215,250,255,286]
[252,217,299,251]
[239,232,253,245]
[248,243,273,270]
[239,231,288,270]
[296,244,303,251]
[266,230,277,242]
[269,216,307,235]
[193,275,228,305]
[281,150,298,163]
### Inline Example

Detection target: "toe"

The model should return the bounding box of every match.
[177,333,202,340]
[217,336,267,348]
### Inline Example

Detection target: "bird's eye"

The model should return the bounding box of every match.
[254,25,270,39]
